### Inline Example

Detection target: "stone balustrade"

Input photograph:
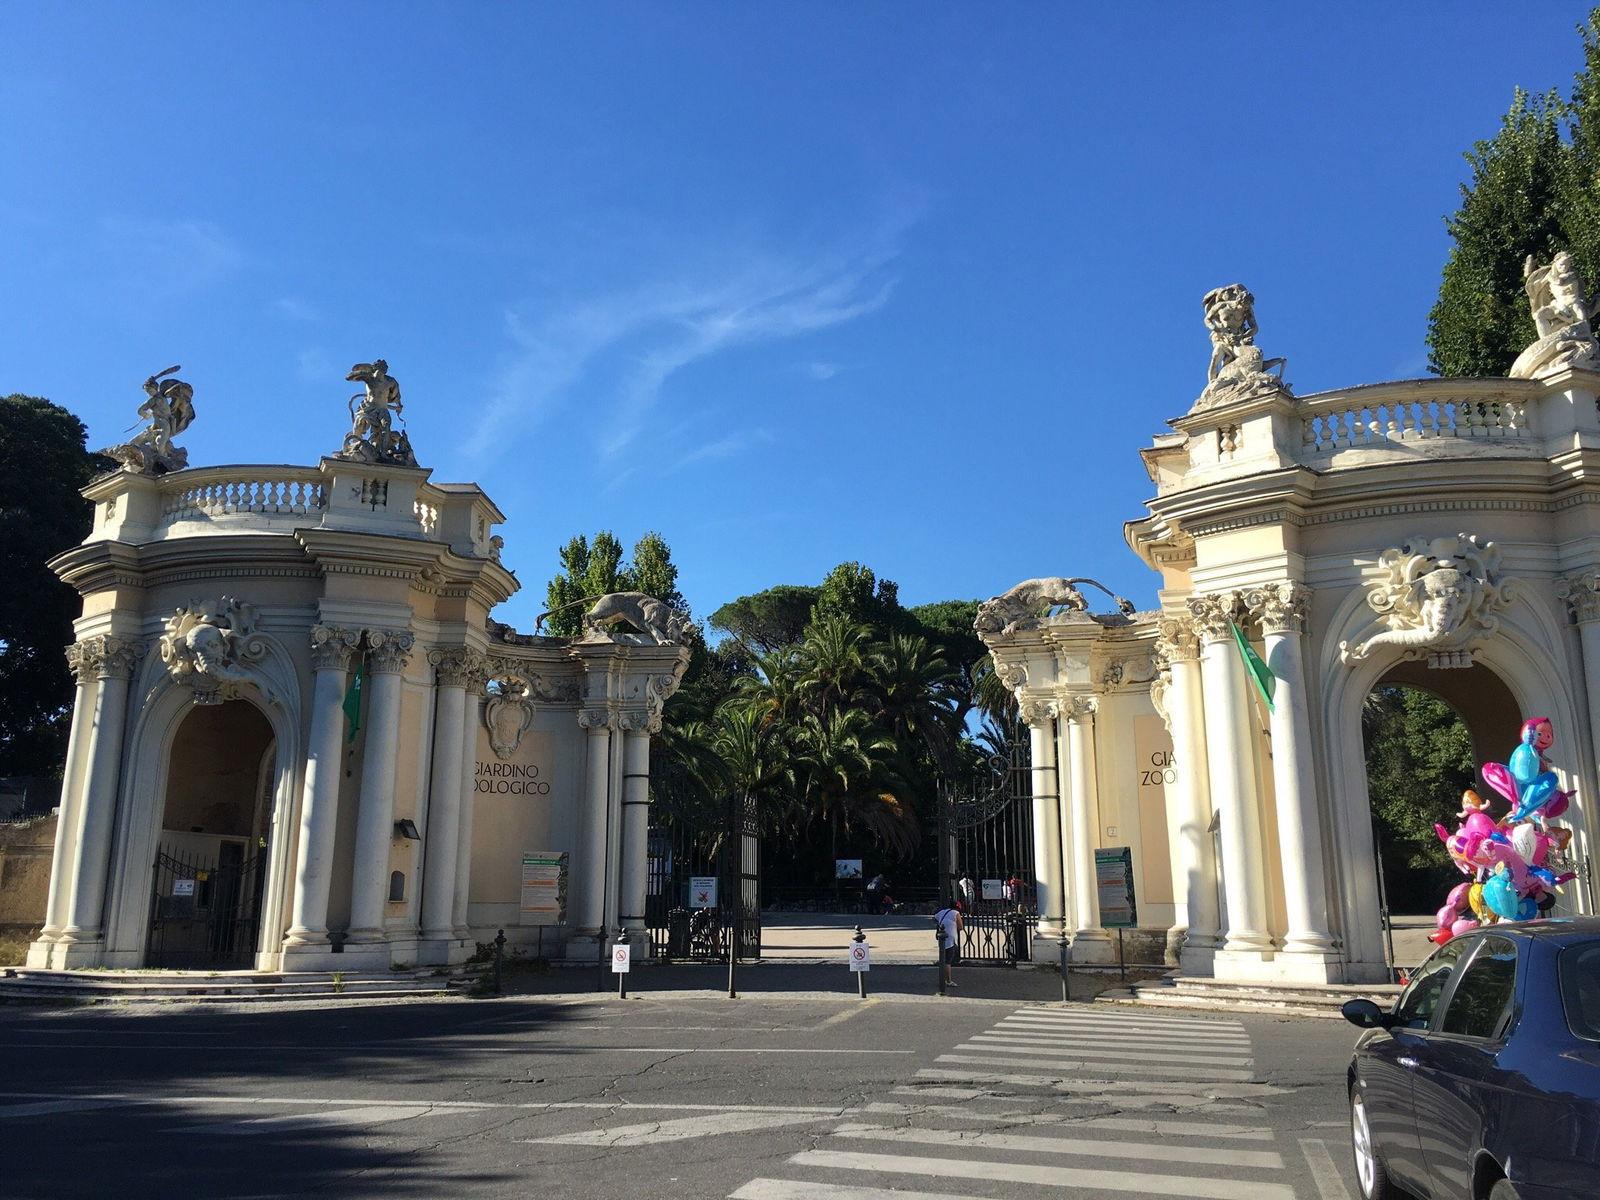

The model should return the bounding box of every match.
[414,498,440,536]
[160,467,328,524]
[1299,380,1533,457]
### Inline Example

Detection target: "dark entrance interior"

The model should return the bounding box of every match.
[146,700,275,968]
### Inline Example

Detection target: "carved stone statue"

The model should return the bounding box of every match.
[336,359,416,467]
[1340,534,1518,670]
[101,366,196,475]
[1509,252,1600,379]
[974,576,1135,639]
[485,677,536,759]
[159,596,275,704]
[581,592,694,646]
[1194,284,1289,411]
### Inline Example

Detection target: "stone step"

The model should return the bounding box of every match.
[1095,988,1359,1019]
[0,966,463,1003]
[1093,975,1402,1020]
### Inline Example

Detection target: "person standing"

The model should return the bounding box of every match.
[933,900,963,988]
[958,874,976,909]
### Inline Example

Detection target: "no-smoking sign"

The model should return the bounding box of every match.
[612,943,631,973]
[849,942,871,972]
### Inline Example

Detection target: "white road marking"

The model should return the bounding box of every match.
[197,1105,436,1134]
[786,1149,1298,1200]
[964,1037,1253,1066]
[861,1104,1274,1140]
[0,1042,909,1055]
[937,1053,1255,1081]
[995,1017,1253,1044]
[732,1179,990,1200]
[828,1122,1285,1169]
[0,1098,124,1118]
[915,1067,1286,1100]
[1016,1007,1245,1031]
[815,1002,876,1030]
[528,1111,836,1146]
[1300,1137,1357,1200]
[0,1092,852,1117]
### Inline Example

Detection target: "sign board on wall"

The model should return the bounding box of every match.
[1095,846,1138,929]
[476,761,552,796]
[981,879,1004,901]
[689,877,719,909]
[519,852,568,925]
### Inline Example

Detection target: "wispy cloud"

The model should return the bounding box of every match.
[96,216,242,292]
[670,428,775,473]
[463,207,918,464]
[296,347,336,382]
[273,296,319,322]
[801,361,843,381]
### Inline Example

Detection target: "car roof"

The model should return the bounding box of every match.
[1459,917,1600,944]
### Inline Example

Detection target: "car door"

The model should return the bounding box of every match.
[1359,937,1472,1195]
[1412,934,1519,1198]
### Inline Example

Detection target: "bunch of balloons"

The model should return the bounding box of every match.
[1428,717,1577,945]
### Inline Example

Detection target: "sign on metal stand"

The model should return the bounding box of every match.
[849,926,870,998]
[612,937,631,999]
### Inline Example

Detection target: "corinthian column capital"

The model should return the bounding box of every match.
[1154,616,1201,664]
[365,628,415,674]
[1059,694,1098,722]
[1017,695,1058,728]
[310,624,361,671]
[1186,591,1243,644]
[1245,581,1310,636]
[429,645,488,688]
[1558,572,1600,625]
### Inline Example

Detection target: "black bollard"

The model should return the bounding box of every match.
[852,924,867,999]
[493,928,506,995]
[1058,933,1070,1004]
[616,928,628,1000]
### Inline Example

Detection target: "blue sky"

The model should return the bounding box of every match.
[4,5,1594,631]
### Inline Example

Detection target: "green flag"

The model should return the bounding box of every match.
[343,656,366,743]
[1229,619,1275,714]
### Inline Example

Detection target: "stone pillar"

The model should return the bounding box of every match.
[1189,592,1274,962]
[1250,583,1340,973]
[284,626,360,957]
[452,672,487,937]
[1019,698,1064,943]
[1559,573,1600,915]
[34,645,97,950]
[345,630,415,957]
[55,637,138,956]
[420,647,475,958]
[618,720,652,947]
[1157,617,1221,974]
[572,708,614,942]
[1062,695,1113,961]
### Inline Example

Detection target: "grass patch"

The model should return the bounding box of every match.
[0,934,34,967]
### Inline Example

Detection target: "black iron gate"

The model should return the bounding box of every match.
[646,794,761,963]
[937,728,1037,965]
[147,843,265,968]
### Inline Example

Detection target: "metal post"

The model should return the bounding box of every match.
[616,927,627,999]
[726,796,739,999]
[493,928,506,995]
[934,916,945,997]
[1371,818,1397,982]
[853,924,867,999]
[1058,933,1069,1003]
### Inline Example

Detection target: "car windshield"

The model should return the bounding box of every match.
[1559,941,1600,1042]
[1394,938,1470,1030]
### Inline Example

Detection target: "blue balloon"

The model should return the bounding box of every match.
[1484,872,1524,920]
[1509,737,1541,787]
[1513,772,1560,822]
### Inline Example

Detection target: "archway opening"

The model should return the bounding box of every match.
[146,700,276,967]
[1361,661,1522,960]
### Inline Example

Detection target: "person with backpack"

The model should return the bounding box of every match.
[933,900,963,988]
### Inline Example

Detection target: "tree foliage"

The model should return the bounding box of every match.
[541,530,685,636]
[1428,11,1600,376]
[709,585,819,652]
[0,396,103,776]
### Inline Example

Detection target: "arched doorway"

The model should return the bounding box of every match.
[1360,661,1521,968]
[145,700,276,967]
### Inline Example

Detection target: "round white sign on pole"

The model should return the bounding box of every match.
[612,944,631,973]
[849,943,870,972]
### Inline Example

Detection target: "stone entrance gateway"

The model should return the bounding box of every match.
[28,361,689,974]
[980,270,1600,986]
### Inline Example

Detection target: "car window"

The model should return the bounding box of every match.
[1394,938,1471,1030]
[1559,942,1600,1043]
[1440,935,1517,1039]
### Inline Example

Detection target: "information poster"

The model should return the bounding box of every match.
[689,876,719,909]
[1095,846,1138,929]
[519,851,568,925]
[981,878,1004,901]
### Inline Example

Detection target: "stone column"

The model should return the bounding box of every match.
[420,647,476,957]
[56,637,139,954]
[345,629,415,954]
[452,670,487,937]
[618,718,653,947]
[1250,583,1339,967]
[1559,573,1600,915]
[1189,592,1273,958]
[572,708,614,940]
[35,645,97,947]
[1157,617,1221,973]
[285,626,360,953]
[1062,695,1112,959]
[1019,698,1064,942]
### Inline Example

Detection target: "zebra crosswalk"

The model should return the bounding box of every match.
[726,1004,1321,1199]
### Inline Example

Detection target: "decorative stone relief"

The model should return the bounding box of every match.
[1557,573,1600,625]
[580,592,694,646]
[1509,252,1600,380]
[1193,284,1289,412]
[1339,534,1517,670]
[1100,655,1156,690]
[365,628,415,674]
[990,657,1028,692]
[975,576,1135,639]
[310,624,361,671]
[484,678,536,760]
[159,598,274,705]
[1245,581,1310,636]
[641,668,687,734]
[1185,591,1243,643]
[100,366,195,475]
[335,359,416,467]
[578,706,617,732]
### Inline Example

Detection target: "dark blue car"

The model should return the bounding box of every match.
[1342,918,1600,1199]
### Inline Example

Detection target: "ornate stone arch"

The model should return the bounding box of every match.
[100,635,306,967]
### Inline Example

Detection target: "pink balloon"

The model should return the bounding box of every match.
[1482,762,1520,805]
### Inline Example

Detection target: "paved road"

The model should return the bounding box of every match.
[0,968,1364,1199]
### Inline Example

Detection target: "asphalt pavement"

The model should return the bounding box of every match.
[0,962,1365,1199]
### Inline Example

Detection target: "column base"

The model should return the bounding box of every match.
[334,940,394,971]
[564,933,606,963]
[1068,930,1116,965]
[1267,951,1346,984]
[279,942,349,972]
[1211,948,1278,982]
[418,930,468,966]
[282,926,331,949]
[1031,932,1072,966]
[1179,941,1218,976]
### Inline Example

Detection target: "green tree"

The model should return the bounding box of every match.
[628,531,687,615]
[709,584,819,652]
[541,530,685,636]
[0,396,103,776]
[813,561,900,627]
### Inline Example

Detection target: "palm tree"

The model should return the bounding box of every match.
[867,632,961,771]
[794,615,871,721]
[790,706,918,863]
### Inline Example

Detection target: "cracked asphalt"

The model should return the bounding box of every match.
[0,966,1363,1199]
